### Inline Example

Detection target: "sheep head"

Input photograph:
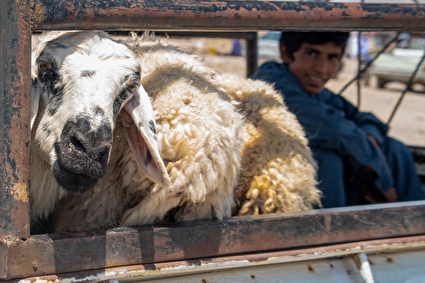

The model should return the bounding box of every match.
[30,31,169,193]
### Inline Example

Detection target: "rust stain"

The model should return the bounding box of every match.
[29,1,425,32]
[1,0,31,239]
[324,213,332,232]
[85,8,94,29]
[352,253,362,270]
[65,0,75,12]
[30,0,44,32]
[66,1,80,21]
[11,182,29,202]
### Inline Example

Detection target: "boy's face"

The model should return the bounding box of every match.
[280,42,343,94]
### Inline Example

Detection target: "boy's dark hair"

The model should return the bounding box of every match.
[280,32,350,60]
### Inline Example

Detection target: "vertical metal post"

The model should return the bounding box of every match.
[246,32,258,78]
[0,0,32,238]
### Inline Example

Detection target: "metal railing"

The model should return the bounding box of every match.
[2,0,425,280]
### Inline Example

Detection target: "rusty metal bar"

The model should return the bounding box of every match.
[246,32,258,77]
[3,201,425,280]
[31,0,425,32]
[19,235,425,282]
[135,31,257,40]
[0,0,31,239]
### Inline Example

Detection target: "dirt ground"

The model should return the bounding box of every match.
[198,52,425,147]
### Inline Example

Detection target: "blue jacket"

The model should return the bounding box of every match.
[253,61,393,192]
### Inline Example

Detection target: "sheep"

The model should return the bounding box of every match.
[218,74,320,216]
[30,31,169,230]
[29,31,320,233]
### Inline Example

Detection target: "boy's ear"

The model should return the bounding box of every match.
[279,45,291,64]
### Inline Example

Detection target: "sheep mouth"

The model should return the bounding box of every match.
[52,160,100,193]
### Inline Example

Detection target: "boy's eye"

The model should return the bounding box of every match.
[329,55,340,62]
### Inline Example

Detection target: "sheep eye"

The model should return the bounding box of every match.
[38,62,51,71]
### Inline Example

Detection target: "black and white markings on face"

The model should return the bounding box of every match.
[37,54,65,116]
[31,77,39,87]
[45,40,69,50]
[42,124,52,137]
[47,84,65,116]
[113,87,132,121]
[144,150,153,166]
[148,120,157,135]
[40,70,64,116]
[113,97,123,121]
[80,70,96,78]
[112,72,142,121]
[94,106,104,116]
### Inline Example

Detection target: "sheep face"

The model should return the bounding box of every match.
[30,31,169,193]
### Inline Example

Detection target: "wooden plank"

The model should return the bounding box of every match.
[2,201,425,280]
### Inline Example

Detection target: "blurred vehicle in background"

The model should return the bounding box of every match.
[367,50,425,93]
[367,33,425,93]
[258,31,281,61]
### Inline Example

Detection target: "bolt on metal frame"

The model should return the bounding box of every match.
[2,0,425,280]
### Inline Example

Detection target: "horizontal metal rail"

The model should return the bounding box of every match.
[19,235,425,282]
[3,201,425,279]
[31,0,425,32]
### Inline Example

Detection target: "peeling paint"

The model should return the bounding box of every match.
[30,0,425,32]
[12,182,29,202]
[1,0,31,239]
[30,0,44,32]
[15,236,425,282]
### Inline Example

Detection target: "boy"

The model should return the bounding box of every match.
[253,32,424,207]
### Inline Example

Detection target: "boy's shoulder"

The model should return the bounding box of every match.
[255,61,284,76]
[254,61,293,86]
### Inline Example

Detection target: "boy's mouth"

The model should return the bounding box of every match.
[307,75,324,87]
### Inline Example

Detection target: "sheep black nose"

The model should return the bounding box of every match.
[68,129,110,165]
[55,117,113,180]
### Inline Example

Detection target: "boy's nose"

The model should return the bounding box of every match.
[313,59,328,75]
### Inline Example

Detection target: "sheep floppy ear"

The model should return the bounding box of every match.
[30,78,42,131]
[121,85,170,187]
